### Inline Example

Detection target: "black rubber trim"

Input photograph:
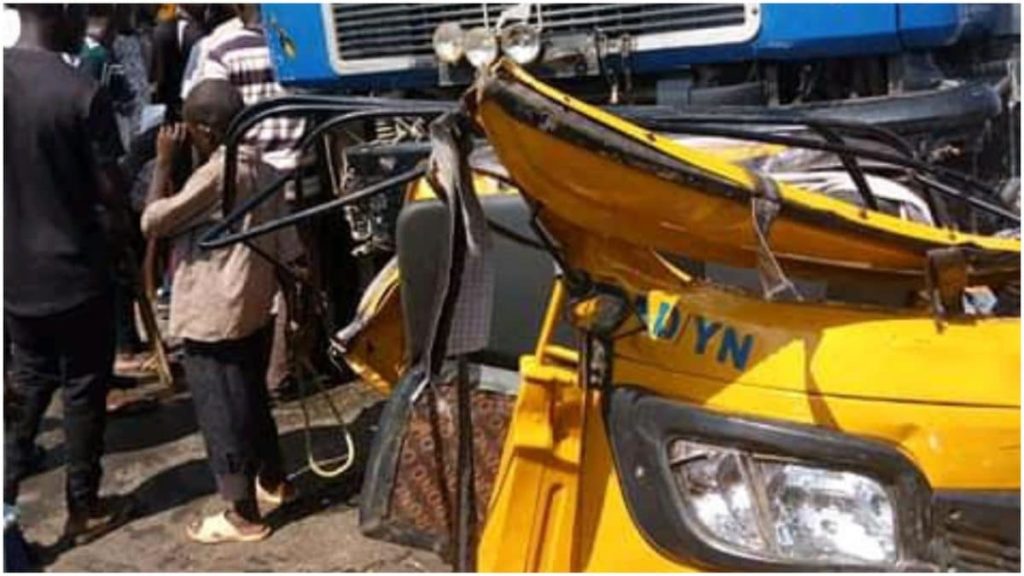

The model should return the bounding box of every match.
[603,385,934,571]
[359,366,448,554]
[931,490,1021,571]
[932,491,1020,544]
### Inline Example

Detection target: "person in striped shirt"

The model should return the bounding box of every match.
[188,5,303,174]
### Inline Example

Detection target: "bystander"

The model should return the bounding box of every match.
[4,4,133,545]
[141,79,301,544]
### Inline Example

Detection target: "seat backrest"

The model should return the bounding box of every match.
[396,194,564,370]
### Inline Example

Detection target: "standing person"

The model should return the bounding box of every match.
[190,4,306,400]
[76,4,133,110]
[151,4,205,120]
[4,4,132,544]
[141,80,300,544]
[108,4,158,378]
[179,4,235,100]
[76,4,114,81]
[190,4,303,180]
[110,4,152,149]
[72,6,149,382]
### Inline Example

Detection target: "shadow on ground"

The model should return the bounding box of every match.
[104,394,198,454]
[20,391,199,481]
[26,393,386,570]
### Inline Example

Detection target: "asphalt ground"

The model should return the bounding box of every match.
[13,376,449,572]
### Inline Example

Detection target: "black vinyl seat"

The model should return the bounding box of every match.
[396,194,568,371]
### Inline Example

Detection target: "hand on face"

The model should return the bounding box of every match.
[155,123,187,166]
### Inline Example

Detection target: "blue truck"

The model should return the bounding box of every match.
[262,4,1017,99]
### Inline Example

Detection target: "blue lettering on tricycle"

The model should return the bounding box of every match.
[635,296,756,370]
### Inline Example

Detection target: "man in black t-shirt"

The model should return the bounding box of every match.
[4,4,132,545]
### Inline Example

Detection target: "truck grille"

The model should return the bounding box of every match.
[934,492,1020,572]
[329,3,755,65]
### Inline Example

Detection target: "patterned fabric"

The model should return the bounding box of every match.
[387,382,513,554]
[194,20,304,171]
[140,146,302,341]
[112,34,151,144]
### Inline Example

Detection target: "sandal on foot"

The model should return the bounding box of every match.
[185,511,270,544]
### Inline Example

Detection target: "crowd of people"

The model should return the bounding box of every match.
[4,3,311,561]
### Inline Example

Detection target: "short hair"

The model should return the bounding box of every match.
[85,4,114,18]
[183,79,244,136]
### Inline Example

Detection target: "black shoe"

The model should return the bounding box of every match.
[62,495,134,546]
[26,444,46,474]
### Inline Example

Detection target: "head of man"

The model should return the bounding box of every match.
[84,4,114,45]
[183,79,244,159]
[11,4,86,53]
[233,4,261,27]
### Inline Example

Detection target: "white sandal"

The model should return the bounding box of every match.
[185,511,270,544]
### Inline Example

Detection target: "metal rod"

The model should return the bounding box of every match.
[805,122,878,211]
[223,107,450,212]
[621,110,918,159]
[637,120,1018,222]
[209,108,450,256]
[454,355,476,572]
[200,166,428,249]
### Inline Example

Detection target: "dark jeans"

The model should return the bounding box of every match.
[182,326,285,504]
[4,293,114,513]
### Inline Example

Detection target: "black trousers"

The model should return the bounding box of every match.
[182,326,285,503]
[113,273,143,354]
[4,293,114,513]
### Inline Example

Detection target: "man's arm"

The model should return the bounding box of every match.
[87,87,134,241]
[141,129,221,239]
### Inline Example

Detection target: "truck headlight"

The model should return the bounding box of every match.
[432,22,465,64]
[500,23,541,65]
[464,26,498,69]
[669,439,898,566]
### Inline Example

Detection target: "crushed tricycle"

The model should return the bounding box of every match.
[201,55,1020,572]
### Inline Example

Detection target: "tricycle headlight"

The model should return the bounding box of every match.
[669,439,898,567]
[499,23,541,65]
[432,22,465,64]
[464,26,498,69]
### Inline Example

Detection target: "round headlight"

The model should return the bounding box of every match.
[433,22,464,64]
[500,23,541,64]
[464,26,498,69]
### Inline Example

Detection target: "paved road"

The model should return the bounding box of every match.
[15,379,449,572]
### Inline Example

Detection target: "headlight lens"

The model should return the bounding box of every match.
[499,23,541,64]
[464,26,498,69]
[432,22,465,64]
[669,439,898,567]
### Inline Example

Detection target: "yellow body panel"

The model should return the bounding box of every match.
[551,219,1020,407]
[478,295,1019,571]
[337,259,406,395]
[477,355,585,572]
[474,62,1020,276]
